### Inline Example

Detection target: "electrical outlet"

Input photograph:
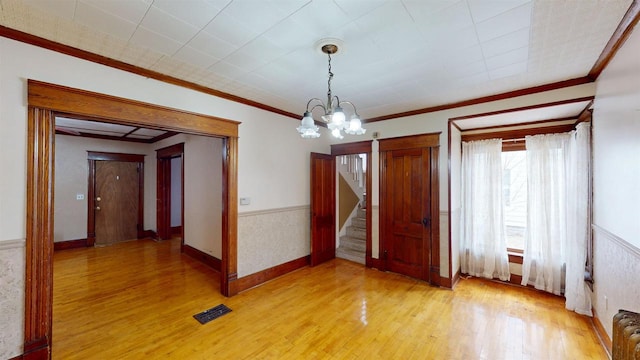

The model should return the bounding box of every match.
[76,193,85,200]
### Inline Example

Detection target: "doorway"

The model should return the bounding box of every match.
[156,143,184,243]
[24,80,239,358]
[310,141,373,267]
[86,152,146,246]
[379,133,440,285]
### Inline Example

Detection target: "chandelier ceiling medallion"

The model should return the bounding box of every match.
[297,39,366,139]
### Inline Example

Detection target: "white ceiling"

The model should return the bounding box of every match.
[0,0,632,123]
[56,116,171,141]
[453,99,592,130]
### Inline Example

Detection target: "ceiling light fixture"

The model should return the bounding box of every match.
[297,41,366,139]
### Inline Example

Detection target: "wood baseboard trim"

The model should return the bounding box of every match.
[182,245,221,272]
[170,226,182,235]
[592,307,612,358]
[139,230,157,240]
[234,256,310,294]
[53,238,88,251]
[440,269,461,289]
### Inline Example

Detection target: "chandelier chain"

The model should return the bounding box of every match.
[327,53,333,108]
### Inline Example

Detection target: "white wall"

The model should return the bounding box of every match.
[54,135,150,242]
[591,23,640,338]
[170,156,182,227]
[0,37,329,358]
[449,125,462,279]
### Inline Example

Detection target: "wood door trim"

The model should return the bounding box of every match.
[378,133,440,285]
[378,132,441,151]
[88,151,145,162]
[28,80,240,138]
[156,143,184,243]
[330,140,373,156]
[25,80,239,358]
[87,153,145,246]
[329,141,374,268]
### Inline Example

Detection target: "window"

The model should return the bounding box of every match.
[501,150,527,251]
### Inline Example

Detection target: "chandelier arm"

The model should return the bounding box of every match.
[309,103,327,114]
[338,101,360,117]
[305,98,325,112]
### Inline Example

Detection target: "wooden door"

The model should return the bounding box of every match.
[310,152,335,266]
[385,148,431,280]
[380,133,440,285]
[95,161,140,245]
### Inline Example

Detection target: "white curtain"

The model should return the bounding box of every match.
[522,123,592,315]
[521,132,568,295]
[461,139,510,281]
[564,123,592,316]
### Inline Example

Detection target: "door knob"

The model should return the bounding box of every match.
[96,196,101,202]
[422,217,430,227]
[95,206,101,211]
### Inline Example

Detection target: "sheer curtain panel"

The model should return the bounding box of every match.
[522,124,592,316]
[461,139,510,281]
[564,123,592,316]
[521,132,569,295]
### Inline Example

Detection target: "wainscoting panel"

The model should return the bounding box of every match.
[371,206,379,259]
[0,239,25,359]
[592,224,640,339]
[440,211,449,278]
[238,206,310,278]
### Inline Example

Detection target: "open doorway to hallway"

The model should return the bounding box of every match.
[335,153,367,264]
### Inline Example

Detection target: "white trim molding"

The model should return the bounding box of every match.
[0,239,26,250]
[592,224,640,258]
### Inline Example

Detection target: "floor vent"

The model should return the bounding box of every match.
[193,304,232,324]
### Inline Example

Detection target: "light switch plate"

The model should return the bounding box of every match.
[239,197,250,205]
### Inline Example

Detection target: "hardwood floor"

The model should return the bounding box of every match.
[53,239,607,359]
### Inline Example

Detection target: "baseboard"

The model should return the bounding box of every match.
[139,230,157,240]
[234,256,310,294]
[182,245,221,272]
[171,226,182,235]
[53,238,87,251]
[440,269,461,289]
[592,307,612,358]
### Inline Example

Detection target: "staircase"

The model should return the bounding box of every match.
[336,207,366,264]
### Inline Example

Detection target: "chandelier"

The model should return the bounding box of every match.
[297,42,366,139]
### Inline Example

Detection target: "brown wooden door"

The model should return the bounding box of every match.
[310,152,335,266]
[384,148,431,280]
[95,161,140,245]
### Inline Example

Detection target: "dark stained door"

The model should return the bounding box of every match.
[385,148,431,280]
[95,161,140,245]
[310,152,335,266]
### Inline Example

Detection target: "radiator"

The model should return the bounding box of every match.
[613,310,640,359]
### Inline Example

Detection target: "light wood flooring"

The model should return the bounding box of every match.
[53,238,607,359]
